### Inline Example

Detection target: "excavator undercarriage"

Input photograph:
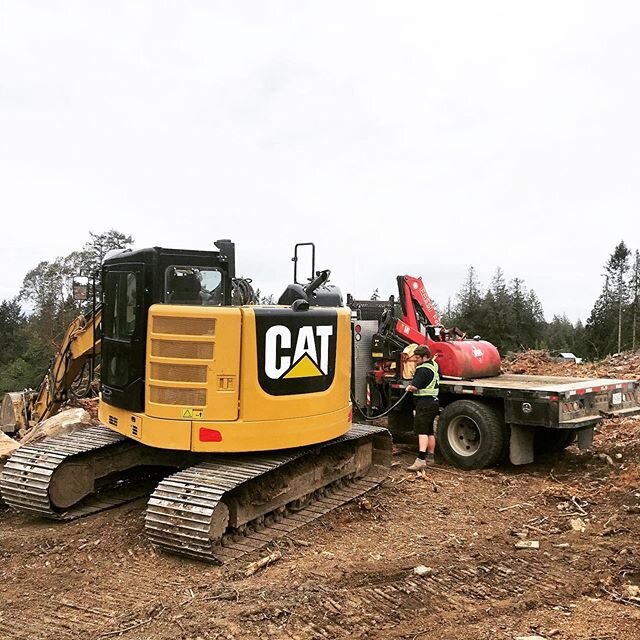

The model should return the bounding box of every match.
[0,423,391,562]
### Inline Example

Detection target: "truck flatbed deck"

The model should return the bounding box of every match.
[441,373,634,395]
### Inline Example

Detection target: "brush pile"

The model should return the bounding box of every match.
[503,349,640,380]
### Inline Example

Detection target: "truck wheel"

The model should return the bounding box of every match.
[534,428,575,453]
[437,400,506,470]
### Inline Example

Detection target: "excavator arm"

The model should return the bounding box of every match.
[1,306,101,434]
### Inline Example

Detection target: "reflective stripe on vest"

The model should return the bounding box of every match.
[414,360,440,397]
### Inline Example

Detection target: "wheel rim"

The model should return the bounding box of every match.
[447,416,481,457]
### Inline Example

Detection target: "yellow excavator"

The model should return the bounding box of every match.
[0,241,391,562]
[0,306,101,435]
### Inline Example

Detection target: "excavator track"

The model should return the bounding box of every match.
[145,424,392,563]
[0,426,160,519]
[0,423,392,564]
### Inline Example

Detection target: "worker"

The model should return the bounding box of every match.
[406,345,440,471]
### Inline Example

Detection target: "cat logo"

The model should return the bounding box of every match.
[255,308,337,396]
[265,325,333,380]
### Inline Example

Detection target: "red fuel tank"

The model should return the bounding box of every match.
[429,339,501,379]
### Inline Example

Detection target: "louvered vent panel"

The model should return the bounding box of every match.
[151,340,214,360]
[150,362,208,383]
[153,316,216,336]
[150,386,206,406]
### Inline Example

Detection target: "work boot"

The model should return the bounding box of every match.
[407,457,427,471]
[425,453,435,465]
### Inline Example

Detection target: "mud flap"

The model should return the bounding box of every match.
[577,426,594,450]
[509,424,534,465]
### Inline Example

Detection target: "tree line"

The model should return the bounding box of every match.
[0,230,132,394]
[0,236,638,395]
[440,240,639,358]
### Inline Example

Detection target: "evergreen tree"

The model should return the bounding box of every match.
[543,314,577,351]
[453,267,483,331]
[605,241,631,352]
[440,296,454,327]
[508,278,527,349]
[68,229,134,301]
[447,267,545,353]
[19,257,75,341]
[585,241,633,357]
[484,268,512,351]
[585,290,615,358]
[630,250,640,350]
[0,298,25,366]
[573,319,587,356]
[526,290,546,347]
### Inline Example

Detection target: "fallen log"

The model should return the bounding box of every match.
[19,407,92,447]
[244,551,282,576]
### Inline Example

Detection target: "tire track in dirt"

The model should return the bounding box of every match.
[0,504,587,640]
[225,556,582,640]
[0,562,166,640]
[0,519,190,640]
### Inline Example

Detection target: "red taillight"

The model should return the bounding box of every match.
[355,324,362,333]
[199,427,222,442]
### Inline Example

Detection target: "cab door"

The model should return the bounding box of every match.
[101,263,146,412]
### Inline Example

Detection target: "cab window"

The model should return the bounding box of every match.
[104,270,139,340]
[165,266,224,306]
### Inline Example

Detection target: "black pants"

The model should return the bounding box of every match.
[413,401,439,436]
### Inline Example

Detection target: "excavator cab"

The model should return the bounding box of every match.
[100,246,233,414]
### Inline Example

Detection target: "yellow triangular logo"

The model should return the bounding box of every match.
[284,353,323,379]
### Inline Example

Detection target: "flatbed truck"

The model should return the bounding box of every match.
[350,296,640,470]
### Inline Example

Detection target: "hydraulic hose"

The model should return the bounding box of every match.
[351,389,410,421]
[231,278,257,305]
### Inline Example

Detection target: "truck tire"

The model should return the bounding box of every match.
[534,428,575,453]
[437,400,506,470]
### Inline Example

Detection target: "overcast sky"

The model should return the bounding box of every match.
[1,1,638,322]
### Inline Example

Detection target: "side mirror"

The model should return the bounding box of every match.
[72,275,89,301]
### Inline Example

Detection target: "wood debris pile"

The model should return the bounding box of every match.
[1,406,96,477]
[72,397,100,422]
[503,349,640,380]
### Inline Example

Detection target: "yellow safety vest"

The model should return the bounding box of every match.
[413,360,439,397]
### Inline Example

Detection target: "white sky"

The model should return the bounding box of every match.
[1,1,638,323]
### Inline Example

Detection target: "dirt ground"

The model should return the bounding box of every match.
[1,354,639,640]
